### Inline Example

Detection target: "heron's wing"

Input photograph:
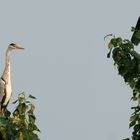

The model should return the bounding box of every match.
[0,79,6,104]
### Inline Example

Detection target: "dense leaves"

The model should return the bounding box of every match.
[107,28,140,140]
[0,93,40,140]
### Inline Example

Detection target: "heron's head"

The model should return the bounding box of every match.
[9,43,24,50]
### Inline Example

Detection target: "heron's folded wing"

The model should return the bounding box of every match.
[0,79,6,103]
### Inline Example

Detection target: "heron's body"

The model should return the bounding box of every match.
[0,44,24,113]
[2,48,12,107]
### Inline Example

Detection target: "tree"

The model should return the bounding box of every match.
[0,93,40,140]
[106,17,140,140]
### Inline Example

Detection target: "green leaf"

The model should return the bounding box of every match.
[18,97,25,104]
[107,51,111,58]
[111,38,118,47]
[116,37,122,45]
[4,110,11,118]
[129,120,136,128]
[19,114,26,120]
[130,114,138,122]
[30,104,35,112]
[12,99,18,104]
[29,115,36,124]
[135,31,140,39]
[134,124,140,132]
[112,47,122,63]
[131,27,136,32]
[29,94,36,99]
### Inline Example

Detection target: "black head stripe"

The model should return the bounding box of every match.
[10,43,16,46]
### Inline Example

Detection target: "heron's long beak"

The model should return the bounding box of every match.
[16,46,25,50]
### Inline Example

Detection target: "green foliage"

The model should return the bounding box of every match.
[0,93,40,140]
[106,28,140,140]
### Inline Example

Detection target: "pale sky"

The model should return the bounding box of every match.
[0,0,139,140]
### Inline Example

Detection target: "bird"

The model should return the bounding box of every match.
[0,43,24,113]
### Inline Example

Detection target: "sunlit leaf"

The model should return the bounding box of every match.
[129,120,136,128]
[130,114,138,122]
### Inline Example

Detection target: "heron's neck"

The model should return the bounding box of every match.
[2,48,11,82]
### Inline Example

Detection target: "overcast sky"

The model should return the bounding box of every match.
[0,0,139,140]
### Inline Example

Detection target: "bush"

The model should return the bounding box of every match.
[106,18,140,139]
[0,93,40,140]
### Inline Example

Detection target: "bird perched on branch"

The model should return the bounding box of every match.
[0,43,24,113]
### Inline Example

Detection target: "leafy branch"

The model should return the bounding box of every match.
[0,93,40,140]
[106,25,140,140]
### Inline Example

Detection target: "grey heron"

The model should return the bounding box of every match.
[0,43,24,113]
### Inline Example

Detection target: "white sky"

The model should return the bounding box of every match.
[0,0,140,140]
